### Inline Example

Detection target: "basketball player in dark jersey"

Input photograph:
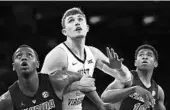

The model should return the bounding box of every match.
[0,45,96,110]
[101,44,166,110]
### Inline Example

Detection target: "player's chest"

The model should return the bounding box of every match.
[129,80,157,103]
[68,56,95,70]
[19,90,57,110]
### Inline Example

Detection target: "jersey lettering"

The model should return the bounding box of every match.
[78,69,89,75]
[129,92,156,108]
[68,97,84,106]
[133,103,150,110]
[129,93,144,102]
[23,99,55,110]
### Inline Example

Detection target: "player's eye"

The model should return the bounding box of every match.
[16,54,22,59]
[28,53,33,59]
[139,54,144,57]
[78,17,83,21]
[68,19,74,23]
[147,54,153,57]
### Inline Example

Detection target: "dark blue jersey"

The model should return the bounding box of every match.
[9,74,62,110]
[119,70,158,110]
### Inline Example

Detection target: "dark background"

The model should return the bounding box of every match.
[0,1,169,109]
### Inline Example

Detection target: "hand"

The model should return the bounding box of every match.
[104,47,124,70]
[134,86,155,108]
[79,75,96,92]
[99,103,116,110]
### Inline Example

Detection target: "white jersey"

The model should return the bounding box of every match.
[58,43,96,110]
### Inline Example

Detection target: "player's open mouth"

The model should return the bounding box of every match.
[142,61,148,64]
[75,27,82,31]
[20,61,29,68]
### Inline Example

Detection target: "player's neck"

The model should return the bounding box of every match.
[136,69,153,88]
[66,36,85,47]
[65,39,85,60]
[18,72,39,96]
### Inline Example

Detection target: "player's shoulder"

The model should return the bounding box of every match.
[0,90,12,102]
[0,90,12,108]
[41,43,68,74]
[87,45,101,54]
[87,45,97,51]
[45,43,67,59]
[157,85,165,97]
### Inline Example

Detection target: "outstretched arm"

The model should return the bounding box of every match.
[0,91,13,110]
[50,70,96,99]
[89,46,131,82]
[101,79,133,103]
[49,70,83,99]
[84,91,116,110]
[85,91,107,110]
[63,75,96,94]
[101,78,155,108]
[154,85,166,110]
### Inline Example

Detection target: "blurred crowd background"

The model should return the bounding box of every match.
[0,1,169,109]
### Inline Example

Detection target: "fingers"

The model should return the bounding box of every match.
[90,86,96,91]
[80,76,95,87]
[147,92,155,107]
[143,92,155,108]
[106,47,113,59]
[111,48,115,59]
[86,78,95,85]
[120,58,124,62]
[144,94,150,108]
[103,103,115,110]
[81,86,96,92]
[107,47,123,62]
[114,51,124,62]
[106,47,116,60]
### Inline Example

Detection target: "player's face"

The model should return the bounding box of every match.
[12,47,39,78]
[62,14,89,39]
[135,49,157,70]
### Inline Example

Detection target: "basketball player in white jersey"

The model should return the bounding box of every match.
[41,7,131,110]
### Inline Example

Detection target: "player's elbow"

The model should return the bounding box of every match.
[101,94,106,102]
[101,91,120,103]
[101,92,110,103]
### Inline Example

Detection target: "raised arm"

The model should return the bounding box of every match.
[154,85,166,110]
[0,91,13,110]
[89,46,131,82]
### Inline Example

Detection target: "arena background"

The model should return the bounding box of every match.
[0,1,169,109]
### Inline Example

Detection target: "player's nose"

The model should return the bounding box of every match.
[75,23,80,26]
[142,55,148,60]
[21,55,28,61]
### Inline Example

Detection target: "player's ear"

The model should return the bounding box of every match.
[154,61,158,68]
[62,29,67,36]
[36,61,40,69]
[12,63,15,71]
[134,60,137,67]
[87,25,89,32]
